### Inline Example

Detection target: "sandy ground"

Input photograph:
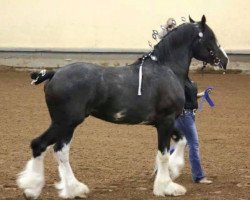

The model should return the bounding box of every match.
[0,70,249,200]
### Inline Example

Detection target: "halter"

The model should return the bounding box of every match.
[196,24,222,69]
[199,46,222,73]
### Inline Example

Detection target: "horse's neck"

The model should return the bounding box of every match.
[156,25,195,81]
[163,47,192,81]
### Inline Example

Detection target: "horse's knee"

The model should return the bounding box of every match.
[31,137,47,158]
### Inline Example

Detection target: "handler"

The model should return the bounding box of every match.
[173,77,213,184]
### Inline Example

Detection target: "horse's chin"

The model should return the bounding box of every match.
[214,61,227,70]
[213,56,228,70]
[210,60,227,70]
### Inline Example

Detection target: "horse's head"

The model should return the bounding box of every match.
[190,15,229,70]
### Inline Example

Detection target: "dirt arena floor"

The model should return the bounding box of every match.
[0,69,249,200]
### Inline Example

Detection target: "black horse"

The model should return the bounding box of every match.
[17,16,228,199]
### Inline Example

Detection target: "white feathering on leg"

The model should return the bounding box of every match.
[17,154,45,199]
[54,144,89,199]
[169,137,187,180]
[153,151,186,196]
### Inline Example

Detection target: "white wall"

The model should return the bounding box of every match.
[0,0,249,52]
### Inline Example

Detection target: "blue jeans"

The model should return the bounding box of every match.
[171,111,205,182]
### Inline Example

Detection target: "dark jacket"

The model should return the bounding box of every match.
[184,79,198,110]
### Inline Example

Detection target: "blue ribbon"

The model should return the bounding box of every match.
[198,86,215,112]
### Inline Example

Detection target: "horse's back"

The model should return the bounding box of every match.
[44,62,105,118]
[45,62,102,90]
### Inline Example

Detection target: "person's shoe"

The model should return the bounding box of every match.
[197,177,213,184]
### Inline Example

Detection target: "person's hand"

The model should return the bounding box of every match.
[204,87,213,95]
[206,88,212,94]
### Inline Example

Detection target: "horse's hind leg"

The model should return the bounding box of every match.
[17,154,45,199]
[153,115,186,197]
[53,125,89,199]
[17,123,60,199]
[169,128,187,180]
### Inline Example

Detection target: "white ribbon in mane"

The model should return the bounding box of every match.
[137,52,157,96]
[137,63,143,95]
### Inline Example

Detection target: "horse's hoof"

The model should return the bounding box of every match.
[58,181,89,199]
[23,189,40,200]
[17,172,44,200]
[54,181,64,190]
[153,181,186,196]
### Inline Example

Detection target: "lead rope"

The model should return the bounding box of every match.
[198,86,215,112]
[201,61,207,77]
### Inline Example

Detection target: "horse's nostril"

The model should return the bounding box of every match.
[214,57,220,63]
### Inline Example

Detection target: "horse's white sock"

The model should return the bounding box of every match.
[17,154,45,199]
[54,144,89,198]
[169,137,186,180]
[153,150,186,196]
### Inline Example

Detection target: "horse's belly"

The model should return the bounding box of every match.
[90,108,154,125]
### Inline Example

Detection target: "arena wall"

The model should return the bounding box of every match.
[1,0,249,52]
[0,0,249,70]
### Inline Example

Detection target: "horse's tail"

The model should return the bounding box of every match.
[30,69,55,85]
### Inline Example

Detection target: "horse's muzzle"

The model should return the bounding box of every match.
[217,46,229,70]
[218,56,229,70]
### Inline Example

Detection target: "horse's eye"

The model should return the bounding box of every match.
[210,51,214,56]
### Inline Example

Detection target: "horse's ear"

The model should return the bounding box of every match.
[189,15,195,23]
[201,15,206,26]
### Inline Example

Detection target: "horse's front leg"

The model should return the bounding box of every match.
[153,115,186,197]
[169,128,187,180]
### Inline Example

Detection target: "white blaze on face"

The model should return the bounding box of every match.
[220,46,229,60]
[217,41,229,60]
